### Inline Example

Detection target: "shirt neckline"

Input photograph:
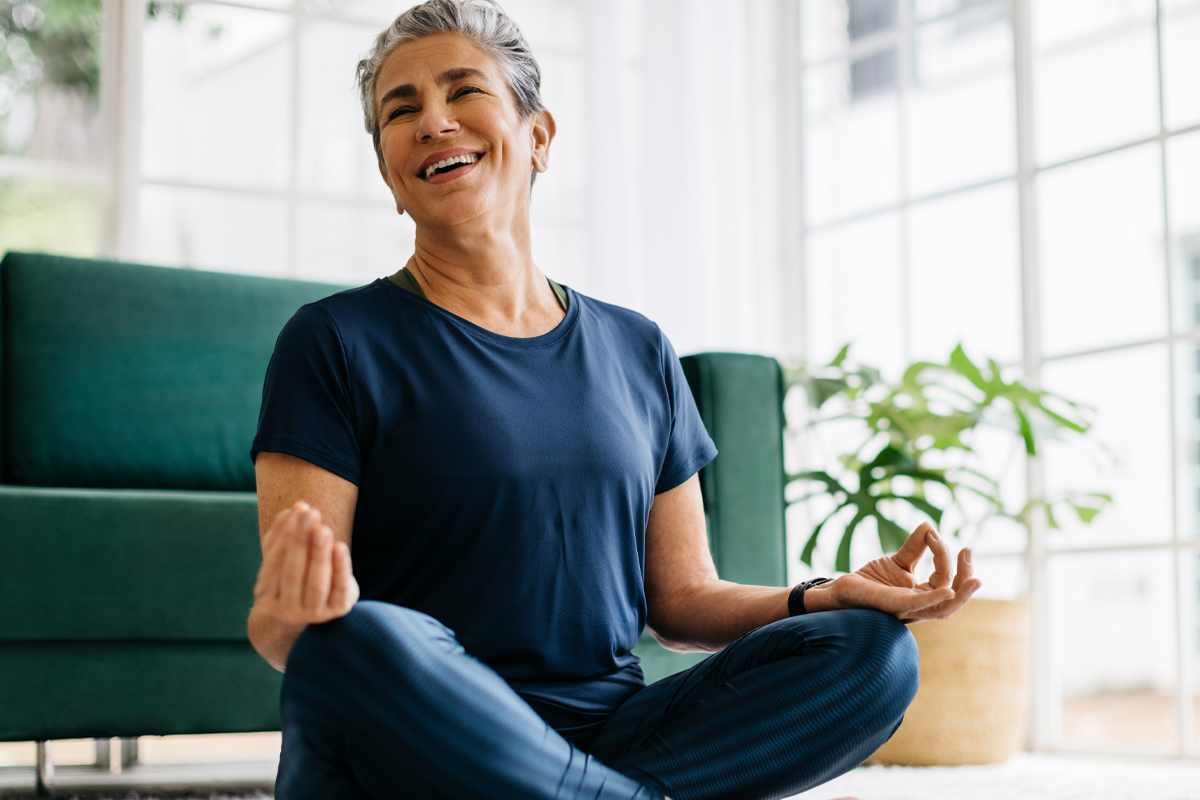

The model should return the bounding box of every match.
[380,276,580,349]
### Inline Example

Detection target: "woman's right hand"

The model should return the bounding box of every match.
[253,501,359,625]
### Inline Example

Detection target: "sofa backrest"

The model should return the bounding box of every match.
[0,252,346,491]
[681,353,787,588]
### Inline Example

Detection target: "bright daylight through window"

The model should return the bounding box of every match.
[1,0,1198,771]
[800,0,1200,757]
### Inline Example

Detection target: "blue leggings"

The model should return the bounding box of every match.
[275,601,918,800]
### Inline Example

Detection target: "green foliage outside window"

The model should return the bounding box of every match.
[786,344,1111,573]
[0,0,102,106]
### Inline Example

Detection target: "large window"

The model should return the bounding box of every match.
[0,0,107,258]
[799,0,1200,756]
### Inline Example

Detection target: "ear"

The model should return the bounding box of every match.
[529,108,556,173]
[377,158,406,216]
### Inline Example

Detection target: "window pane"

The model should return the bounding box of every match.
[222,0,292,8]
[1042,345,1173,547]
[501,0,583,53]
[1168,131,1200,334]
[1163,8,1200,132]
[295,200,413,285]
[142,4,293,190]
[908,181,1021,363]
[298,19,388,199]
[1032,0,1156,50]
[0,176,102,257]
[1186,550,1200,750]
[537,52,587,209]
[970,554,1026,598]
[138,185,288,276]
[907,10,1015,197]
[1174,341,1200,543]
[318,1,418,26]
[1034,26,1159,166]
[804,62,901,225]
[1038,144,1165,356]
[0,0,104,165]
[802,0,849,64]
[805,212,905,371]
[1052,550,1178,753]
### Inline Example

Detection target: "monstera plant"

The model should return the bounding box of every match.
[785,344,1110,573]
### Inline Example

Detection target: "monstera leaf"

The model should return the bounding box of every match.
[785,344,1107,572]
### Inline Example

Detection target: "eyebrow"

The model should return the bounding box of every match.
[377,67,487,109]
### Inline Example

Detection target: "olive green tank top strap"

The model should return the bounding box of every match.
[388,267,569,313]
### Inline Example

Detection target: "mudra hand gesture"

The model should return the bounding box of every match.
[253,501,359,625]
[804,521,980,622]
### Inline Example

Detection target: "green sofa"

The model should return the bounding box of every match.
[0,252,785,781]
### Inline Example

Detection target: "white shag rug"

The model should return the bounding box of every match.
[6,754,1198,800]
[794,753,1200,800]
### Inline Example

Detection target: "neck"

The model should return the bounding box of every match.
[406,210,563,338]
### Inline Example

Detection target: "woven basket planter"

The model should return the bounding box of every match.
[871,597,1032,766]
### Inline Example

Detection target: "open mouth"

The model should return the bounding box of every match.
[421,153,482,180]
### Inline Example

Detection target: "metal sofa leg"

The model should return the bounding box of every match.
[35,740,53,796]
[94,737,111,771]
[120,737,139,769]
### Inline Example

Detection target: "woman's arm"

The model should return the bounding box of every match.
[249,452,360,671]
[643,475,980,653]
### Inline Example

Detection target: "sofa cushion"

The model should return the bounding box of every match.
[1,252,345,490]
[680,352,786,587]
[634,353,786,683]
[0,641,281,740]
[0,486,260,641]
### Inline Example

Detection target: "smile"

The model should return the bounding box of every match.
[422,153,481,180]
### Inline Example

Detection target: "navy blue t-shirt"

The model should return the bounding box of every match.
[252,278,716,741]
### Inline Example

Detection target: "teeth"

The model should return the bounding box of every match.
[424,153,478,179]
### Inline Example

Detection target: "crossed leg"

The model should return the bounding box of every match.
[274,602,917,800]
[587,610,919,800]
[275,601,659,800]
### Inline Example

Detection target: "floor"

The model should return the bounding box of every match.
[2,690,1199,800]
[2,752,1199,800]
[796,753,1200,800]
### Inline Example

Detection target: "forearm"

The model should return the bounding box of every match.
[647,579,791,653]
[248,603,307,672]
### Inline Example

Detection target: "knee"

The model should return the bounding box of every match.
[843,610,920,720]
[285,601,458,685]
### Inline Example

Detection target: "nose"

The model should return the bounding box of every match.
[416,100,458,141]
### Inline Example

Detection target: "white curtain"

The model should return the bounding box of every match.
[577,0,803,359]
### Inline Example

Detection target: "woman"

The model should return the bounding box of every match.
[248,2,981,799]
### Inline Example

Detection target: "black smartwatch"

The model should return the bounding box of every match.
[788,577,833,616]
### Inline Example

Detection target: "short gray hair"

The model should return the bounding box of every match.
[356,0,544,163]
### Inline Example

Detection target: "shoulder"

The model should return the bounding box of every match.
[280,279,400,344]
[307,279,393,325]
[571,290,666,353]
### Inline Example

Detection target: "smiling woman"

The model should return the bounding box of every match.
[245,2,977,800]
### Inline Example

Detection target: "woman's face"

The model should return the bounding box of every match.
[373,32,553,231]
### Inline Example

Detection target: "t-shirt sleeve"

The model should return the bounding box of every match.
[250,303,362,485]
[654,331,718,494]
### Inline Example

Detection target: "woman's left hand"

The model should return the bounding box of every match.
[802,522,981,623]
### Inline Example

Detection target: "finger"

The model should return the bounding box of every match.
[951,548,974,593]
[302,525,334,612]
[926,529,953,590]
[279,510,319,609]
[912,579,982,621]
[327,542,359,616]
[254,509,301,600]
[263,501,310,548]
[891,521,934,573]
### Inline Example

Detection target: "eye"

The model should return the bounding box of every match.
[386,105,417,121]
[453,86,482,99]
